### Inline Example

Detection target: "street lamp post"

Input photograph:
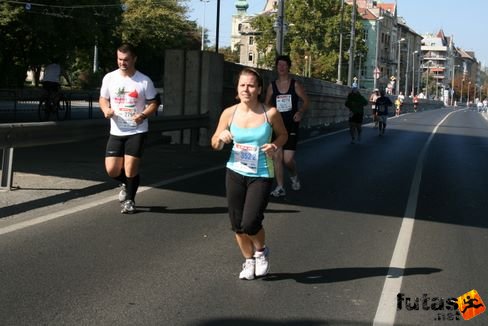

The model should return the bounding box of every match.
[200,0,210,51]
[373,16,384,89]
[411,50,418,96]
[460,78,464,104]
[396,38,405,95]
[404,39,410,96]
[417,55,422,96]
[467,81,471,106]
[337,0,344,84]
[347,0,357,86]
[425,60,433,100]
[451,64,459,106]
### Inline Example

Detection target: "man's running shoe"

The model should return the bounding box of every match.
[290,176,301,191]
[270,186,286,197]
[239,259,255,280]
[121,200,136,214]
[254,247,270,277]
[118,183,127,202]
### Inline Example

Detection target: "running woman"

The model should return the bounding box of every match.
[211,68,287,280]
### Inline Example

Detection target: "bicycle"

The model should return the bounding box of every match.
[38,88,68,121]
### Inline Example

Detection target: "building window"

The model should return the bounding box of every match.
[238,23,242,32]
[248,52,254,63]
[249,36,254,45]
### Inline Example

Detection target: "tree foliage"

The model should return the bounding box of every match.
[251,0,366,83]
[0,0,200,88]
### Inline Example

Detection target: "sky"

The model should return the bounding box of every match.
[187,0,488,67]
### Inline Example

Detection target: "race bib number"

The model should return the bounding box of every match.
[377,104,386,113]
[116,106,137,130]
[233,143,259,174]
[276,94,292,112]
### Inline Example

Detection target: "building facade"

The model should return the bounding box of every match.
[231,0,277,68]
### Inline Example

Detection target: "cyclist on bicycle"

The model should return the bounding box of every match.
[41,59,70,108]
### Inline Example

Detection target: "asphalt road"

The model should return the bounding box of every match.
[1,107,487,325]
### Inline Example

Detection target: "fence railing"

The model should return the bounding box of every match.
[0,114,209,190]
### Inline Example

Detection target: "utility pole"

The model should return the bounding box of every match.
[215,0,220,53]
[347,0,356,86]
[275,0,285,55]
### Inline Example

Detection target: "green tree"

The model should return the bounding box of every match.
[219,46,240,63]
[251,0,366,83]
[116,0,200,84]
[0,0,200,88]
[0,0,122,87]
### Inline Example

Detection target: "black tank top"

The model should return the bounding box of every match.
[271,79,299,125]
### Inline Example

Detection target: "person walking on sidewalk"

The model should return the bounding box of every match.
[345,86,368,144]
[375,89,393,136]
[265,55,309,198]
[211,67,287,280]
[99,43,159,214]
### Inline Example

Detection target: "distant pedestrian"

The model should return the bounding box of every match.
[395,97,401,116]
[211,67,287,280]
[265,55,309,198]
[413,95,419,112]
[369,88,380,127]
[99,43,160,214]
[375,90,393,136]
[345,86,368,144]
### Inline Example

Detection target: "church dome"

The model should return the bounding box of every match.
[235,0,249,11]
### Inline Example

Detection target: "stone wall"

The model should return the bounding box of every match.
[163,50,444,144]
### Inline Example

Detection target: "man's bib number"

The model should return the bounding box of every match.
[276,94,292,112]
[116,106,137,130]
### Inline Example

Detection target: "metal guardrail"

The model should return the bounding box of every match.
[0,89,99,121]
[0,114,209,190]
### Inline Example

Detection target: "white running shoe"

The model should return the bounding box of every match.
[254,247,270,277]
[239,259,255,280]
[290,176,301,191]
[118,183,127,202]
[270,186,286,197]
[121,200,135,214]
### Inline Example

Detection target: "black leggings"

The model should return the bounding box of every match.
[225,168,273,235]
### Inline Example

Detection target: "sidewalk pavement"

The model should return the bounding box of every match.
[0,136,229,221]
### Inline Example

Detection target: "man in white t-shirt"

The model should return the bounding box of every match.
[41,60,70,102]
[99,43,159,214]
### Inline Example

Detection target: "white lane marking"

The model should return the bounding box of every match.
[0,166,223,235]
[372,110,456,325]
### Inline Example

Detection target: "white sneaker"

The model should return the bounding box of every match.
[254,247,270,277]
[118,183,127,202]
[290,176,301,191]
[121,200,135,214]
[270,186,286,197]
[239,259,255,280]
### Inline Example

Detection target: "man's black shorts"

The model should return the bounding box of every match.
[105,133,147,158]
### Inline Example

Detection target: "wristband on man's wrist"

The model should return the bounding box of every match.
[140,112,147,119]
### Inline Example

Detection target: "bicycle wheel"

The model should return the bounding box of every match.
[38,99,53,121]
[56,99,68,120]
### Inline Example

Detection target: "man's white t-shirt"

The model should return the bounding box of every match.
[43,63,62,83]
[100,70,157,136]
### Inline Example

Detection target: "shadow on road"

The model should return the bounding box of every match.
[262,267,442,284]
[136,205,300,215]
